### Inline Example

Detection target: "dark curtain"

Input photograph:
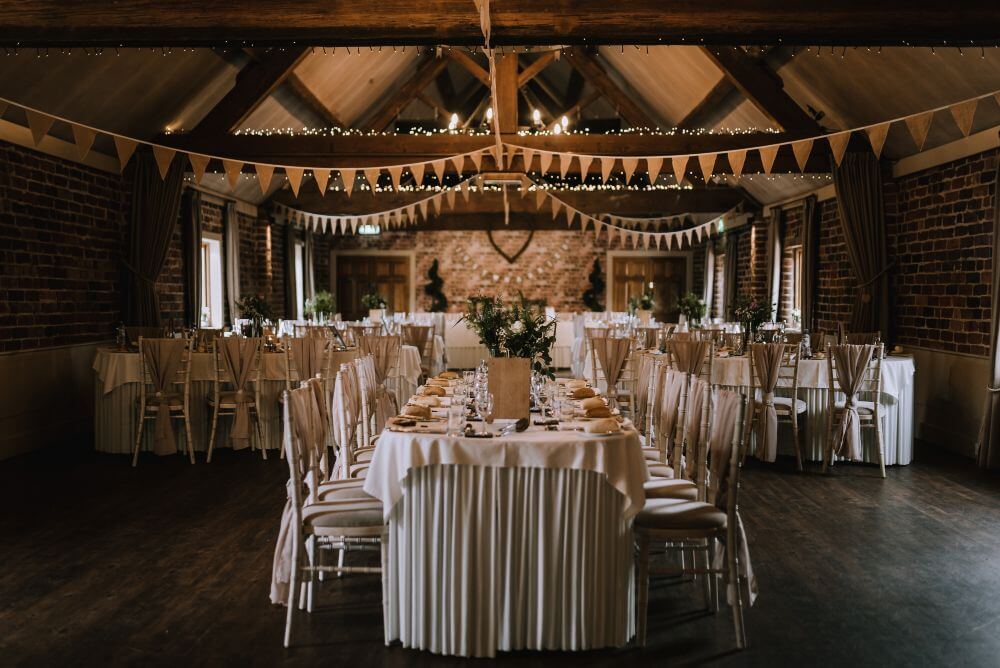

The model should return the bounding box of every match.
[831,152,891,338]
[764,208,782,321]
[800,195,820,331]
[223,202,241,327]
[181,189,202,328]
[123,150,185,326]
[976,167,1000,471]
[723,232,739,318]
[284,222,297,319]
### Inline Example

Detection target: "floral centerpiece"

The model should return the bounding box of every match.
[360,286,388,322]
[731,293,773,347]
[627,288,655,315]
[235,294,274,337]
[676,292,707,326]
[461,292,557,378]
[304,290,335,322]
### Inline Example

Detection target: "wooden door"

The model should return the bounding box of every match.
[335,255,411,320]
[611,255,687,322]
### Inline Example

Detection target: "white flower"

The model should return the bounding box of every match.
[510,320,525,334]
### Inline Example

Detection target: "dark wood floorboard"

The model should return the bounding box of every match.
[1,445,998,667]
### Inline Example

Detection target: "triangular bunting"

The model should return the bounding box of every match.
[431,159,446,183]
[550,198,562,220]
[600,157,615,183]
[865,123,890,158]
[539,151,553,175]
[460,182,471,203]
[622,157,639,184]
[340,169,356,196]
[791,139,814,172]
[671,156,688,184]
[905,111,934,152]
[151,146,176,179]
[535,188,547,210]
[431,194,442,215]
[187,153,210,184]
[450,155,464,175]
[828,132,851,167]
[363,168,381,192]
[559,154,573,179]
[758,146,779,174]
[71,124,97,160]
[410,162,426,187]
[579,155,594,181]
[387,166,403,190]
[521,148,535,173]
[727,150,747,178]
[113,136,138,172]
[698,153,716,181]
[950,99,978,137]
[646,157,663,184]
[222,159,243,189]
[313,168,330,195]
[418,199,429,220]
[285,167,304,197]
[24,110,55,146]
[470,151,483,172]
[445,186,456,209]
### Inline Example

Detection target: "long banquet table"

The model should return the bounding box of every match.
[91,345,423,455]
[363,419,648,657]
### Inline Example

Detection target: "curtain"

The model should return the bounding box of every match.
[976,167,1000,471]
[123,150,185,326]
[764,209,782,321]
[284,223,297,319]
[702,241,715,316]
[723,233,739,319]
[303,229,316,304]
[831,152,891,337]
[223,202,241,327]
[181,189,202,328]
[800,195,820,332]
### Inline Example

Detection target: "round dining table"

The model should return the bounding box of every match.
[363,416,648,657]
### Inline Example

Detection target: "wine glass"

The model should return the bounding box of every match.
[475,391,494,435]
[536,383,550,417]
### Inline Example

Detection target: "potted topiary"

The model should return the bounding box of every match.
[360,286,388,323]
[423,259,448,312]
[582,259,605,312]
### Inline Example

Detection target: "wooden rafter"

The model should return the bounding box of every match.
[517,51,557,87]
[564,47,656,128]
[191,47,310,136]
[700,46,821,134]
[240,50,345,128]
[494,53,519,133]
[364,55,450,131]
[447,49,490,87]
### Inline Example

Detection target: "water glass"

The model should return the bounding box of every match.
[475,391,494,435]
[558,396,575,422]
[447,402,465,436]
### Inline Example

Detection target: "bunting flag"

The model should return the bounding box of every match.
[387,165,403,190]
[671,156,687,184]
[791,139,814,172]
[151,146,175,179]
[622,157,639,184]
[71,124,96,160]
[646,157,663,184]
[727,150,747,179]
[313,168,330,195]
[550,197,562,220]
[24,109,54,146]
[559,154,573,179]
[470,151,483,172]
[222,159,243,189]
[758,145,779,174]
[539,151,553,175]
[113,136,138,172]
[950,98,978,137]
[363,167,381,191]
[449,154,464,175]
[410,162,425,186]
[187,153,210,184]
[285,167,304,197]
[445,186,456,209]
[865,123,890,158]
[828,132,851,167]
[255,163,274,194]
[578,154,594,180]
[697,153,716,181]
[431,159,446,183]
[905,111,934,152]
[521,148,535,172]
[340,169,356,196]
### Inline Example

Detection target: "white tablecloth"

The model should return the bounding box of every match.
[91,346,422,455]
[364,425,647,657]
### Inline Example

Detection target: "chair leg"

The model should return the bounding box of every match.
[254,408,267,460]
[284,535,300,648]
[821,408,835,474]
[710,537,720,612]
[635,532,651,647]
[184,412,195,465]
[875,414,886,479]
[307,536,316,613]
[727,534,747,650]
[791,412,803,472]
[207,407,219,463]
[700,543,712,611]
[132,413,146,468]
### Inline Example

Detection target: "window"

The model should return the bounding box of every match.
[294,240,306,319]
[791,246,803,313]
[200,235,224,329]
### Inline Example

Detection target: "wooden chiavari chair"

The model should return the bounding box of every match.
[207,336,265,462]
[125,326,167,347]
[743,342,806,471]
[823,343,886,477]
[844,331,881,345]
[401,324,433,378]
[132,336,195,466]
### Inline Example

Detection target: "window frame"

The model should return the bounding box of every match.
[200,233,224,329]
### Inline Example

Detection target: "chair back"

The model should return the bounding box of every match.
[331,362,362,479]
[634,326,660,350]
[195,328,223,351]
[285,337,329,391]
[348,323,381,346]
[401,324,432,364]
[826,343,882,398]
[126,326,167,346]
[285,379,328,501]
[746,342,799,462]
[590,336,632,392]
[138,337,192,396]
[845,331,881,345]
[707,389,747,520]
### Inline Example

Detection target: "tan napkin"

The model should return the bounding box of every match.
[438,371,460,380]
[410,395,441,407]
[571,387,597,399]
[585,406,613,418]
[402,404,431,419]
[584,418,621,434]
[565,379,588,390]
[579,397,606,410]
[421,385,446,396]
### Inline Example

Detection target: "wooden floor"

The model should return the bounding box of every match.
[2,445,999,667]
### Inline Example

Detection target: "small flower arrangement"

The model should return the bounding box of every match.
[676,292,707,323]
[627,288,655,314]
[360,286,388,310]
[730,293,772,334]
[235,294,274,337]
[304,290,336,318]
[461,292,557,377]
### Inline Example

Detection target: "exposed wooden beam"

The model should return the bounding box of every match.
[3,2,999,46]
[272,186,746,217]
[517,51,558,87]
[191,47,309,136]
[700,46,821,134]
[447,48,490,87]
[416,92,451,121]
[561,90,602,121]
[240,49,345,128]
[564,48,656,129]
[364,55,450,131]
[494,53,519,133]
[564,69,585,108]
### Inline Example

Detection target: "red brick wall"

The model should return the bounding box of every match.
[0,142,130,351]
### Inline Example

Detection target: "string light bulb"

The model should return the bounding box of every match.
[560,115,569,129]
[532,108,541,125]
[552,123,562,135]
[448,113,459,130]
[485,107,494,123]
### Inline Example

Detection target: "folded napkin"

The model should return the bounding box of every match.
[583,418,621,434]
[579,397,606,411]
[402,404,432,419]
[410,395,441,408]
[426,378,451,387]
[421,385,446,397]
[585,406,613,418]
[438,371,460,380]
[570,387,597,399]
[565,379,589,390]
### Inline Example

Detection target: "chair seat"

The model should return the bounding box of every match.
[753,391,807,414]
[640,446,661,462]
[833,400,877,414]
[635,498,727,531]
[355,449,375,463]
[302,501,383,529]
[318,485,376,502]
[647,463,674,479]
[644,478,697,501]
[142,393,183,410]
[349,464,369,479]
[208,391,257,408]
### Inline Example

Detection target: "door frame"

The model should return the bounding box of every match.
[330,250,417,313]
[606,250,694,311]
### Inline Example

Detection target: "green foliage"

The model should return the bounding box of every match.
[235,294,274,322]
[676,292,707,322]
[461,292,558,378]
[423,259,448,312]
[582,259,605,311]
[628,287,655,314]
[731,293,773,331]
[304,290,335,317]
[360,285,388,310]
